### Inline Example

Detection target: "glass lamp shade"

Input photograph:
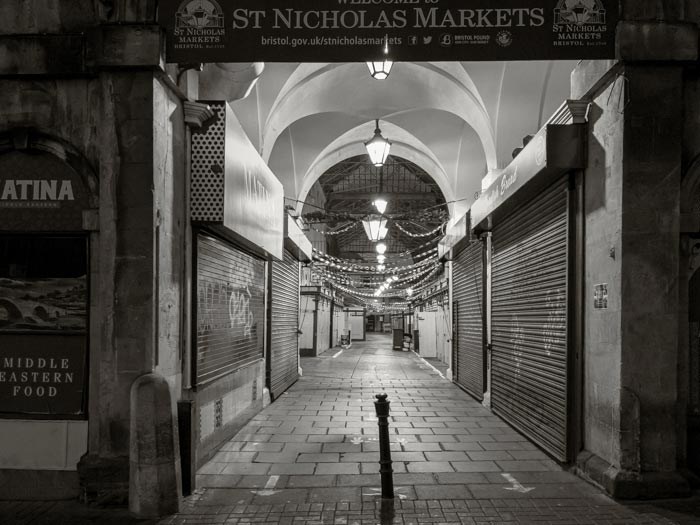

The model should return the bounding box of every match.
[373,198,388,215]
[366,59,393,80]
[365,122,392,167]
[362,216,388,242]
[376,242,387,255]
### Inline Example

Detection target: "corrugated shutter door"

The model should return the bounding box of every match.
[196,234,266,385]
[270,250,300,399]
[453,241,484,400]
[491,176,570,461]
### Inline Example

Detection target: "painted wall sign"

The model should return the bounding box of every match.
[594,283,608,309]
[191,103,284,260]
[0,335,87,416]
[0,151,90,231]
[161,0,617,63]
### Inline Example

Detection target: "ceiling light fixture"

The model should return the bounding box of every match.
[377,254,386,264]
[373,198,388,215]
[362,215,388,242]
[365,120,392,167]
[366,35,393,80]
[376,242,387,255]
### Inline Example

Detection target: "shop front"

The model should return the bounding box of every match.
[187,102,284,469]
[414,281,450,363]
[299,285,332,357]
[470,101,587,462]
[441,213,487,401]
[0,132,97,497]
[268,215,312,400]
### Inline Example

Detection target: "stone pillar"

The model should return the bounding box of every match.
[573,16,697,498]
[129,373,182,517]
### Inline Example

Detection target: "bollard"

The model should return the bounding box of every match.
[374,393,394,499]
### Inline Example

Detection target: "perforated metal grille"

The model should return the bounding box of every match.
[191,103,226,221]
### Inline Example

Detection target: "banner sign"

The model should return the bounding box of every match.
[161,0,617,63]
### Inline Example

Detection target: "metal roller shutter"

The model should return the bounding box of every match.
[269,250,300,399]
[453,241,485,400]
[195,234,266,385]
[491,176,570,461]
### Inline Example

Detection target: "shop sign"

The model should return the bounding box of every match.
[224,104,284,260]
[438,212,468,258]
[471,126,548,228]
[161,0,616,63]
[0,335,87,416]
[0,151,90,231]
[471,121,585,231]
[285,215,313,263]
[191,103,284,260]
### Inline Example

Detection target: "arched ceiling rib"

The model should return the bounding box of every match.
[295,119,455,215]
[261,61,497,170]
[229,59,578,212]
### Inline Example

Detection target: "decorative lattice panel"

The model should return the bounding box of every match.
[191,103,226,221]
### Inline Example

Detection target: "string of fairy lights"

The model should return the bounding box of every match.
[394,221,446,238]
[310,220,447,238]
[312,248,438,274]
[310,222,358,236]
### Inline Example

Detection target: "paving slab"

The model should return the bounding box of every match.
[8,335,698,525]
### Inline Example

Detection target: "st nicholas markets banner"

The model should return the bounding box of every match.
[161,0,618,63]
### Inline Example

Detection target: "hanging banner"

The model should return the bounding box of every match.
[161,0,617,63]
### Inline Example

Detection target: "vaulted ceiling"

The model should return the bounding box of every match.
[229,59,578,222]
[227,59,577,304]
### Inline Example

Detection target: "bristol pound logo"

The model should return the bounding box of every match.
[174,0,225,50]
[496,30,513,47]
[553,0,607,47]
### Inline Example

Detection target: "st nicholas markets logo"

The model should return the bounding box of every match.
[552,0,607,48]
[174,0,226,50]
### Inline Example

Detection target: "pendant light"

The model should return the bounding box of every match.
[362,215,388,241]
[365,120,391,167]
[366,34,393,80]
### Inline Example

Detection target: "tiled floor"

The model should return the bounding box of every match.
[163,334,700,524]
[3,335,699,524]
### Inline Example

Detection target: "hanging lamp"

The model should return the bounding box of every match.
[366,35,393,80]
[365,120,392,167]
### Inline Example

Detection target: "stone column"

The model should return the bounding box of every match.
[573,14,697,498]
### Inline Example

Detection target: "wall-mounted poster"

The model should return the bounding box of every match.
[0,236,87,332]
[0,236,88,416]
[594,283,608,310]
